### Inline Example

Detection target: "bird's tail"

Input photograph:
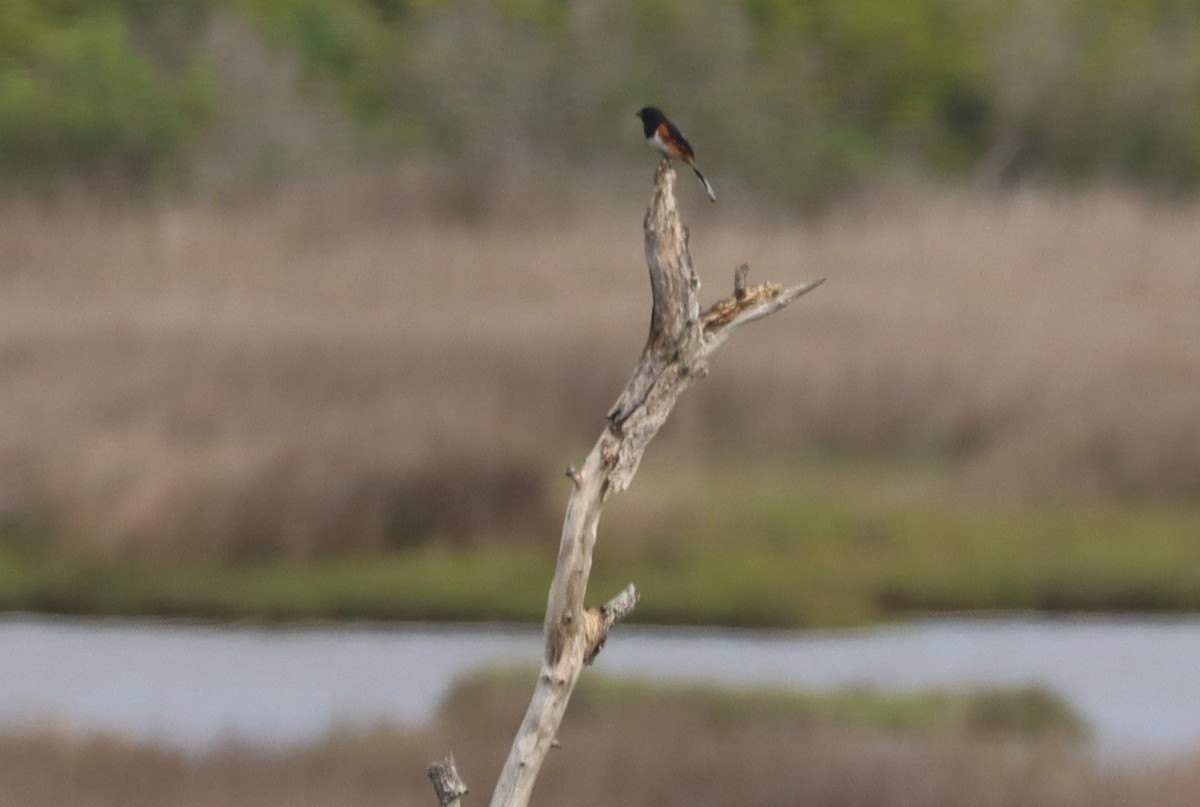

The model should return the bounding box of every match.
[689,162,716,202]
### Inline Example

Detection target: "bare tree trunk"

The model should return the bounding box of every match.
[429,160,823,807]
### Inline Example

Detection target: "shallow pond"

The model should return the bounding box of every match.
[3,615,1198,756]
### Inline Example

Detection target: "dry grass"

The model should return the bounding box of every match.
[1,685,1198,807]
[2,179,1199,560]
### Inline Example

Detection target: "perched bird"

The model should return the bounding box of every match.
[635,106,716,202]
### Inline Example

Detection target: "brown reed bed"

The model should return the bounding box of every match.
[1,180,1198,564]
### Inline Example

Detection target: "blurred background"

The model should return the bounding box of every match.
[3,1,1200,804]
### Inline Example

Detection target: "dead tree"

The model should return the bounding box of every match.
[428,161,823,807]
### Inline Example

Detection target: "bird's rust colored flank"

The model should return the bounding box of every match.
[701,282,785,331]
[657,122,691,159]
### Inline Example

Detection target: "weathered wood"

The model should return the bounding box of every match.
[428,755,469,807]
[430,158,822,807]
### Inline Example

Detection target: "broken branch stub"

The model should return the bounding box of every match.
[431,159,822,807]
[428,756,469,807]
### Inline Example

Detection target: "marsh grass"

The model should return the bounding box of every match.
[4,459,1200,625]
[2,674,1197,807]
[443,668,1088,739]
[1,181,1199,581]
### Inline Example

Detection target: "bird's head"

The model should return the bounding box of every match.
[635,107,663,124]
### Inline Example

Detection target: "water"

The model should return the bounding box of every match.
[3,615,1199,755]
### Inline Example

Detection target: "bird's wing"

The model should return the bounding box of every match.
[659,120,695,159]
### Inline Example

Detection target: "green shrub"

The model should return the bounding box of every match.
[9,0,1200,197]
[0,0,212,185]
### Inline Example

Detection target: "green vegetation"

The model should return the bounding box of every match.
[443,667,1087,739]
[4,460,1200,626]
[7,0,1200,197]
[0,0,213,183]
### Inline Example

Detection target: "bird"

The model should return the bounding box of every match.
[635,106,716,202]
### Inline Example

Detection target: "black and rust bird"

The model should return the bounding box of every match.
[636,106,716,202]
